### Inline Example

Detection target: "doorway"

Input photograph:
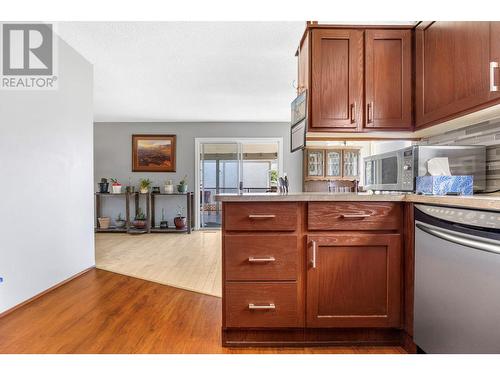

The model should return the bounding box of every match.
[195,138,283,229]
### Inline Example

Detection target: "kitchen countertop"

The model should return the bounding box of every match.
[215,192,500,211]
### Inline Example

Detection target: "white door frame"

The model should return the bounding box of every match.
[194,137,284,230]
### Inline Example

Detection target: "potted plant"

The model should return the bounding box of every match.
[98,178,109,193]
[160,208,169,229]
[174,205,187,230]
[164,179,174,194]
[115,213,126,228]
[98,217,110,229]
[139,178,152,194]
[125,177,135,193]
[133,207,147,229]
[177,175,188,193]
[110,178,122,194]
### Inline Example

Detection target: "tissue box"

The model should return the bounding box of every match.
[416,176,473,195]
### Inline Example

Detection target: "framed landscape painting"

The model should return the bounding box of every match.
[132,134,176,172]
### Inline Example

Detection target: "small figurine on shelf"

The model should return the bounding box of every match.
[125,177,135,193]
[98,178,109,193]
[133,207,147,229]
[174,205,187,230]
[110,178,122,194]
[139,178,152,194]
[160,208,169,229]
[164,179,174,194]
[177,175,188,193]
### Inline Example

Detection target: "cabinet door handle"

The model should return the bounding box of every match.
[310,240,317,269]
[248,256,276,263]
[490,61,499,92]
[367,102,373,123]
[340,214,371,219]
[350,102,356,124]
[248,214,276,219]
[248,303,276,310]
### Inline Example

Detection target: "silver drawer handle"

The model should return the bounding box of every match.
[248,303,276,310]
[490,61,499,92]
[248,214,276,219]
[248,256,276,263]
[340,214,371,219]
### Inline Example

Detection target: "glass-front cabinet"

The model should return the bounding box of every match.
[325,150,342,178]
[304,147,360,181]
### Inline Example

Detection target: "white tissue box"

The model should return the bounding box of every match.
[416,176,473,195]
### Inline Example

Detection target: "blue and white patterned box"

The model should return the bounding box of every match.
[416,176,473,195]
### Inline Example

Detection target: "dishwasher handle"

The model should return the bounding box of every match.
[416,222,500,255]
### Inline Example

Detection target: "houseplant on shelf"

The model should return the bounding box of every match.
[177,175,188,193]
[174,205,187,230]
[139,178,152,194]
[98,178,109,193]
[164,179,174,194]
[115,213,126,229]
[133,207,147,229]
[110,178,122,194]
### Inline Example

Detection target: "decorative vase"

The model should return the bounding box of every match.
[174,216,187,230]
[115,219,126,228]
[160,220,169,229]
[112,185,122,194]
[98,182,109,193]
[98,217,110,229]
[164,184,174,194]
[152,186,161,194]
[177,184,188,193]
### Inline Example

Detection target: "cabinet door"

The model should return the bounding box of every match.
[342,150,359,179]
[304,149,324,179]
[365,30,412,129]
[310,29,363,131]
[306,233,401,328]
[415,22,492,128]
[490,22,500,100]
[325,150,342,178]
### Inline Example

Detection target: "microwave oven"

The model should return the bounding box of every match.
[363,145,486,192]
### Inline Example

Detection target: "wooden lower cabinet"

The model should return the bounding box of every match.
[221,201,410,349]
[306,233,402,328]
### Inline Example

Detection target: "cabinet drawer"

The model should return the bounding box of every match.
[224,203,298,231]
[225,235,297,281]
[308,202,401,231]
[225,282,300,328]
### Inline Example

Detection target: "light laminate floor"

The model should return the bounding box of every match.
[95,230,222,297]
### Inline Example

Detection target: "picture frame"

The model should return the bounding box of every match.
[291,90,307,126]
[132,134,176,172]
[291,118,306,152]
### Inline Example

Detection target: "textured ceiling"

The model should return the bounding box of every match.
[56,22,305,122]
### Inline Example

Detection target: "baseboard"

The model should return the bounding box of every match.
[0,266,95,319]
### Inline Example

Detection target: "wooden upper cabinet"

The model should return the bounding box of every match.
[365,30,412,129]
[415,22,497,128]
[310,29,364,131]
[490,22,500,100]
[306,233,402,328]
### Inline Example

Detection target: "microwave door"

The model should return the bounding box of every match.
[370,154,403,191]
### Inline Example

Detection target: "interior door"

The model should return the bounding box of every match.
[306,233,401,328]
[310,29,363,131]
[365,29,412,129]
[415,22,492,128]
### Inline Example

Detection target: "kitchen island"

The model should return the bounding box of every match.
[216,192,500,350]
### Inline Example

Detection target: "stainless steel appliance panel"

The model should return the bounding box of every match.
[414,205,500,353]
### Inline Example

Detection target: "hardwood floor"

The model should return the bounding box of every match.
[95,231,222,297]
[0,269,405,354]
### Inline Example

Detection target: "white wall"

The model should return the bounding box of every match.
[0,38,94,313]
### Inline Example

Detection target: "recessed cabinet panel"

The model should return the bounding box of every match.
[365,30,412,129]
[311,29,363,130]
[306,233,402,328]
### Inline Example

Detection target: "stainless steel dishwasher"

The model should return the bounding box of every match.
[414,204,500,354]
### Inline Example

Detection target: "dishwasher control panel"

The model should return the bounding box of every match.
[415,204,500,230]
